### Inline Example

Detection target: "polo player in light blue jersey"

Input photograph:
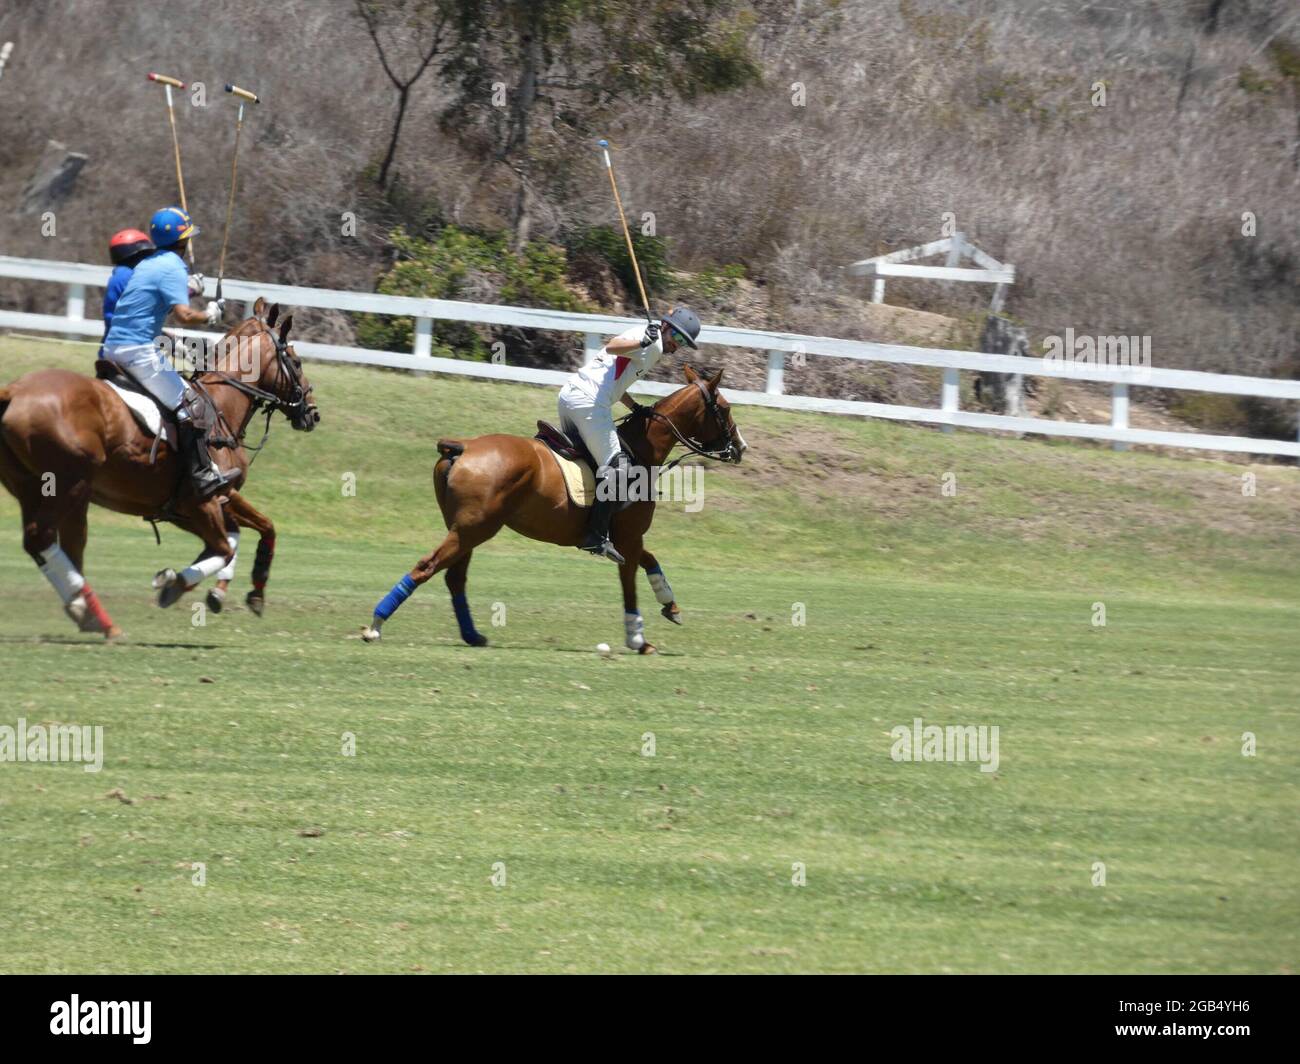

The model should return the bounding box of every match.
[101,206,230,499]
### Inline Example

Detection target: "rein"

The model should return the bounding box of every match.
[619,380,737,469]
[189,327,307,464]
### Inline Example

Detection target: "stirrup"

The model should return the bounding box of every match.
[191,462,234,500]
[579,536,625,564]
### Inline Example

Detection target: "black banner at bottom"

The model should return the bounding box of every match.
[0,974,1285,1051]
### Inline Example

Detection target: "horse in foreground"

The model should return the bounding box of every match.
[0,299,318,637]
[362,366,746,654]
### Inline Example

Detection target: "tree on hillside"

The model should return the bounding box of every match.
[436,0,761,244]
[355,0,451,190]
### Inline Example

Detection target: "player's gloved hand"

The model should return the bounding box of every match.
[187,272,205,296]
[204,300,224,326]
[641,322,660,348]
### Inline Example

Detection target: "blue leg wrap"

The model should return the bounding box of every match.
[451,592,483,645]
[374,574,417,621]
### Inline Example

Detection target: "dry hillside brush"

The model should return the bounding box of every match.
[0,1,1294,428]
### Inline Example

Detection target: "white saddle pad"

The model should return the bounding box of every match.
[104,379,177,448]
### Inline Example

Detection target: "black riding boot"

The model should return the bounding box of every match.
[579,495,624,564]
[579,459,626,564]
[178,421,233,500]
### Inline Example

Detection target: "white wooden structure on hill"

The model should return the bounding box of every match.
[848,233,1014,311]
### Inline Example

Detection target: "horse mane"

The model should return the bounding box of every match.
[201,316,272,379]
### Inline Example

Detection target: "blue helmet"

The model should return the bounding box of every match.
[149,206,199,249]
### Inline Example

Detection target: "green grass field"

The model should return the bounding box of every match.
[1,336,1297,973]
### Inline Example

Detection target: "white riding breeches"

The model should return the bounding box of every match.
[103,342,187,414]
[557,389,621,471]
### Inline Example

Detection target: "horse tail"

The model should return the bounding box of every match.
[0,387,15,472]
[433,438,464,508]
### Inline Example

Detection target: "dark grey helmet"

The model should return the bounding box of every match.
[662,306,700,349]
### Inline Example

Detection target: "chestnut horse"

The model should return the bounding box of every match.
[361,366,746,654]
[0,299,318,638]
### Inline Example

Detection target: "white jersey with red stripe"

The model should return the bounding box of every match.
[560,325,664,407]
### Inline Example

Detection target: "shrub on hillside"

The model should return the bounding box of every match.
[355,226,591,364]
[565,226,670,307]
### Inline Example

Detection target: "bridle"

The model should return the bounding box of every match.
[191,322,317,458]
[620,379,741,468]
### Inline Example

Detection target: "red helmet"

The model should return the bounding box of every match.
[108,228,154,265]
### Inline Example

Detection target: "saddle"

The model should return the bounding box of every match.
[535,421,644,510]
[535,420,596,467]
[95,359,223,446]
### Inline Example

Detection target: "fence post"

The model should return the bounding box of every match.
[1111,382,1130,452]
[766,350,785,395]
[871,278,885,304]
[941,367,959,433]
[412,316,433,358]
[64,283,85,340]
[944,232,964,269]
[584,332,603,361]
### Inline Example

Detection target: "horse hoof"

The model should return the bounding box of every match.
[104,625,124,641]
[661,603,682,625]
[245,592,265,617]
[206,587,225,614]
[360,625,382,643]
[64,597,90,631]
[638,642,657,655]
[154,571,190,609]
[464,633,489,647]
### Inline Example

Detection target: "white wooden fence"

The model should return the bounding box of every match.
[1,254,1297,459]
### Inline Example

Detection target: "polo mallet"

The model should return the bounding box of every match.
[146,72,195,265]
[597,139,654,326]
[215,83,260,302]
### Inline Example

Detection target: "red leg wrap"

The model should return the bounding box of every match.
[81,586,115,633]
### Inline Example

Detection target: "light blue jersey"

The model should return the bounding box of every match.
[103,250,189,347]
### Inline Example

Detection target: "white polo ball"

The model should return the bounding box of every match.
[596,642,611,656]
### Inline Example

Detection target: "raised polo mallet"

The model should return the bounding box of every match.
[146,72,195,265]
[215,83,261,302]
[597,139,654,326]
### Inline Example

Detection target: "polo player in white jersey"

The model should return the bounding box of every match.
[557,306,702,564]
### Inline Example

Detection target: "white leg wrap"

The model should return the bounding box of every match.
[216,531,240,582]
[38,545,85,605]
[624,610,646,650]
[648,570,674,606]
[180,554,228,588]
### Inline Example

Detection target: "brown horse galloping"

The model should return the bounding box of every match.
[361,365,746,654]
[0,299,318,638]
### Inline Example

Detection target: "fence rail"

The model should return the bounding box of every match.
[1,254,1296,458]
